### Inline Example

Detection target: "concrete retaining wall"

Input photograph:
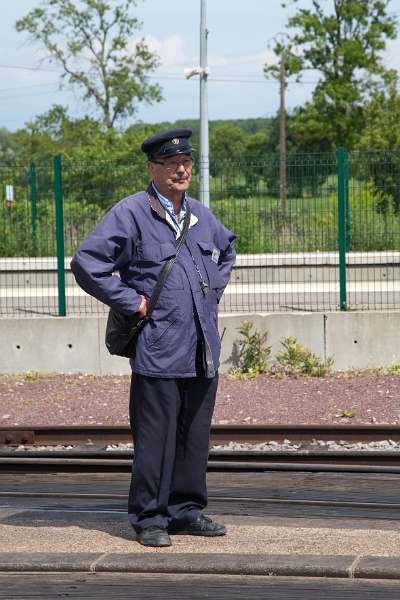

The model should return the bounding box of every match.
[1,312,400,375]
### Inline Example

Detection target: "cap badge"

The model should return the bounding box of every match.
[172,138,179,145]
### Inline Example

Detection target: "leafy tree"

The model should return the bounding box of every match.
[358,71,400,151]
[210,123,247,159]
[16,0,162,129]
[240,113,322,198]
[209,124,247,185]
[356,71,400,212]
[9,107,158,217]
[264,0,397,150]
[0,128,18,162]
[0,108,161,260]
[11,105,100,163]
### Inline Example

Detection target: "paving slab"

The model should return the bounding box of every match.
[2,513,400,556]
[96,553,353,577]
[0,553,99,572]
[1,552,400,580]
[355,556,400,580]
[1,509,400,579]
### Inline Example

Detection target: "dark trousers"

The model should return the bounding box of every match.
[128,373,218,531]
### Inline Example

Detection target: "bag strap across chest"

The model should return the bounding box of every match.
[146,203,191,317]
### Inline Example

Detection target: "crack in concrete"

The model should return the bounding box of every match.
[90,552,109,573]
[348,554,362,578]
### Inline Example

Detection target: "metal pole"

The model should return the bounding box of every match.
[30,162,38,253]
[337,147,347,311]
[199,0,210,208]
[54,155,66,317]
[279,51,286,211]
[345,155,350,250]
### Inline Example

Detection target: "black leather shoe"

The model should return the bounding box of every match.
[136,526,172,547]
[169,515,226,537]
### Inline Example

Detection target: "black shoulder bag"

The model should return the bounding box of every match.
[105,205,191,358]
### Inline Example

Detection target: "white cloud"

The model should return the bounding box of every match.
[143,34,190,69]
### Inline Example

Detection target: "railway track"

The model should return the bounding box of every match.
[2,423,400,446]
[2,426,400,598]
[1,424,400,472]
[3,470,400,521]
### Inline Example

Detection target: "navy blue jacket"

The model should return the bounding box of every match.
[70,185,236,378]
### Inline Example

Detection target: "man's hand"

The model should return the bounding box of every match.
[136,294,148,318]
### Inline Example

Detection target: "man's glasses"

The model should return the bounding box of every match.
[151,158,193,171]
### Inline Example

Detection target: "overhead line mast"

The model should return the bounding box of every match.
[184,0,210,208]
[199,0,210,208]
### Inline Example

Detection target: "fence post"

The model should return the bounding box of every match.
[337,147,347,311]
[345,154,351,250]
[30,162,38,253]
[54,155,66,316]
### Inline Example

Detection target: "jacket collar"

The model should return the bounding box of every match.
[146,182,193,218]
[146,182,167,220]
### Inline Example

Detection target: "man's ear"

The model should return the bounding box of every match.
[147,161,154,177]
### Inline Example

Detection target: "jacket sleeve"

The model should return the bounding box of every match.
[70,202,142,315]
[214,221,236,302]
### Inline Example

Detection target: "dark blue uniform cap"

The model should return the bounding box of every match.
[141,128,193,159]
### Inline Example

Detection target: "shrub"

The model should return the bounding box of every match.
[272,336,333,377]
[0,197,103,257]
[229,320,271,379]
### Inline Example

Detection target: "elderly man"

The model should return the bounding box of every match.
[71,128,236,547]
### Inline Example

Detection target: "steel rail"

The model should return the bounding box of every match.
[1,448,400,463]
[1,489,400,512]
[2,453,400,473]
[2,424,400,447]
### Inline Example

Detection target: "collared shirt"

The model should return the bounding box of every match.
[152,182,186,233]
[151,182,198,237]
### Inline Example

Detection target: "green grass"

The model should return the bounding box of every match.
[212,194,338,253]
[211,182,400,254]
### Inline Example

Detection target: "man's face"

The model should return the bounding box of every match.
[148,154,193,195]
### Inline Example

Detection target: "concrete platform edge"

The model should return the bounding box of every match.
[1,553,400,579]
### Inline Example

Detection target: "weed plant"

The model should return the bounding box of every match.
[229,321,271,380]
[272,336,334,378]
[230,324,334,379]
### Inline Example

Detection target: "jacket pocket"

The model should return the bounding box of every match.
[137,242,176,262]
[147,318,178,348]
[146,305,179,348]
[196,240,225,289]
[137,242,184,290]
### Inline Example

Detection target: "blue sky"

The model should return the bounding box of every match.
[1,0,400,131]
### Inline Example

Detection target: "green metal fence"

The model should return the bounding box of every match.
[1,150,400,317]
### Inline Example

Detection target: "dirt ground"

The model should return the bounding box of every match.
[1,370,399,426]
